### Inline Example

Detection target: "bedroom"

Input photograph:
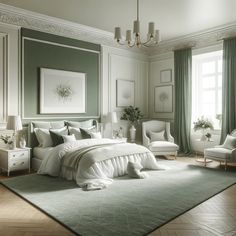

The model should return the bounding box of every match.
[0,0,236,235]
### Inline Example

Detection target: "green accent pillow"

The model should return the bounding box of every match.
[49,127,68,147]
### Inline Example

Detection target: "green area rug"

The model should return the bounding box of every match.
[1,161,236,236]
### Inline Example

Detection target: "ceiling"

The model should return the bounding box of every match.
[0,0,236,41]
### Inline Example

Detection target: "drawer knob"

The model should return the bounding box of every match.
[13,163,16,166]
[21,162,25,165]
[13,155,15,157]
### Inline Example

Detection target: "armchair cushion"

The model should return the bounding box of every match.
[222,135,236,150]
[149,141,179,152]
[204,147,232,160]
[149,130,165,142]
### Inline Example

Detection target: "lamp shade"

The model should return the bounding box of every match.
[6,115,22,131]
[110,112,118,124]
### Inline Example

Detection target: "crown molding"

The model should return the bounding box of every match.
[0,3,147,55]
[150,22,236,56]
[0,3,236,56]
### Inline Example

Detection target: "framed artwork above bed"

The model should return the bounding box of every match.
[40,68,86,114]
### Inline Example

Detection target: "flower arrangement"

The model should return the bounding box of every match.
[120,106,143,125]
[193,117,214,131]
[205,132,212,141]
[56,84,73,101]
[0,135,13,144]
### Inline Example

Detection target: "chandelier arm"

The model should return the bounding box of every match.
[117,40,125,46]
[142,37,153,45]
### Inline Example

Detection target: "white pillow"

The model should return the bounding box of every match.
[222,135,236,150]
[90,131,102,139]
[68,127,82,140]
[149,130,165,142]
[34,126,67,147]
[62,134,76,143]
[34,128,53,148]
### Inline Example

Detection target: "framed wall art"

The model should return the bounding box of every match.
[154,85,173,113]
[40,68,86,114]
[116,79,135,107]
[160,69,172,83]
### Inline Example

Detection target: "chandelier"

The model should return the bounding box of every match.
[114,0,161,48]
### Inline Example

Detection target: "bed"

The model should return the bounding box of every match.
[28,119,163,190]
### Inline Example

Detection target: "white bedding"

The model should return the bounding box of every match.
[38,138,166,190]
[33,147,54,160]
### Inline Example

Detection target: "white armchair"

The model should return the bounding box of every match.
[142,120,179,158]
[204,129,236,170]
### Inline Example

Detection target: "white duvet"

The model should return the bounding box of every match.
[38,138,164,190]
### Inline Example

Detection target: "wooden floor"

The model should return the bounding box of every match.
[0,158,236,236]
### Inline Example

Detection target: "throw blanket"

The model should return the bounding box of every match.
[38,139,162,190]
[62,143,152,171]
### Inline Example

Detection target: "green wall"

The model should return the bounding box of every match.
[22,28,100,119]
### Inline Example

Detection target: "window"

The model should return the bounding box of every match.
[192,51,223,130]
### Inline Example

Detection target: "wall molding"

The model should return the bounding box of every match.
[150,22,236,55]
[21,35,101,120]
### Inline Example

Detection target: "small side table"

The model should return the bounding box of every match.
[0,147,31,176]
[195,139,214,166]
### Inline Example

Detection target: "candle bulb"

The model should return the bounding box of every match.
[154,30,161,43]
[133,20,140,34]
[126,30,132,42]
[114,27,122,40]
[148,22,155,36]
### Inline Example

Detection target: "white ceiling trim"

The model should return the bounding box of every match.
[0,3,236,56]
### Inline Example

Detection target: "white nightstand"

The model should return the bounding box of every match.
[0,148,31,176]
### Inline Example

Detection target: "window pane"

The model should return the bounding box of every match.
[202,104,215,117]
[218,60,222,73]
[202,61,216,75]
[202,91,215,103]
[202,76,215,89]
[218,75,222,88]
[192,51,223,130]
[217,89,222,113]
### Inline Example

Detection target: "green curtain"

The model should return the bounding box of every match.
[174,48,192,154]
[220,38,236,143]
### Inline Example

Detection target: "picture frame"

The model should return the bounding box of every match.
[116,79,135,107]
[40,68,86,114]
[154,85,173,113]
[160,69,172,83]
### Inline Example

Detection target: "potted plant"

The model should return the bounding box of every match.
[193,117,214,141]
[0,135,14,149]
[120,106,143,142]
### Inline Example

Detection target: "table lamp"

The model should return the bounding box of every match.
[6,115,23,149]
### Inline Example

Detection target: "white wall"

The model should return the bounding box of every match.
[101,45,149,139]
[149,52,174,121]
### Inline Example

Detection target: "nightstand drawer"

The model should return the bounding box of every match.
[9,157,29,170]
[9,151,28,160]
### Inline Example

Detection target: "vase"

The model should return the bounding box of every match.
[129,125,136,143]
[19,137,26,148]
[200,129,207,141]
[8,142,14,150]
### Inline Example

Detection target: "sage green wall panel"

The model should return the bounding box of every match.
[22,29,100,119]
[22,28,100,51]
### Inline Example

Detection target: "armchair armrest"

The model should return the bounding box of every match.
[214,145,224,148]
[143,132,150,148]
[231,148,236,162]
[168,134,174,143]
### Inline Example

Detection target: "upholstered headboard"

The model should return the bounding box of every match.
[28,119,98,149]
